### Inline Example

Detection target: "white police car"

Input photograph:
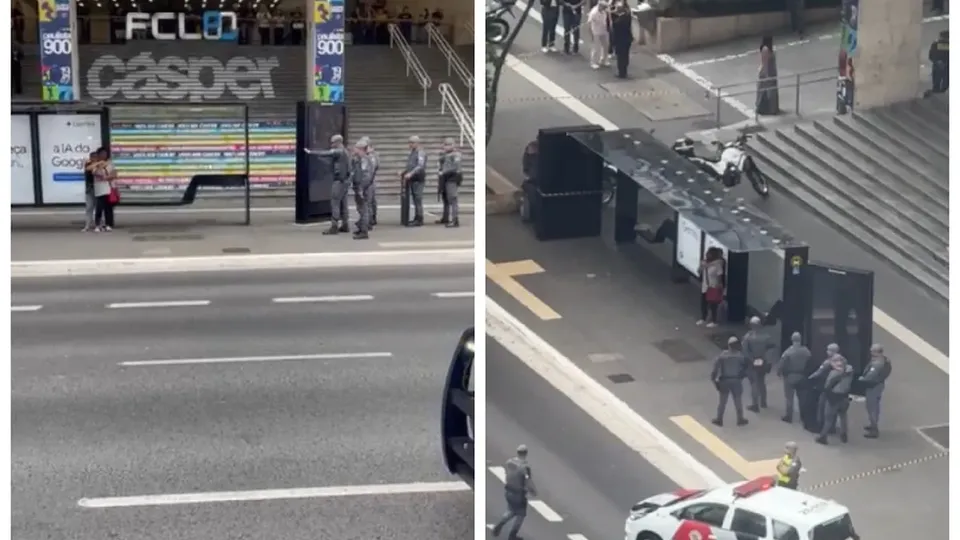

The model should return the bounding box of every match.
[624,476,860,540]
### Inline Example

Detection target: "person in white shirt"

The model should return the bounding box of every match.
[587,1,611,69]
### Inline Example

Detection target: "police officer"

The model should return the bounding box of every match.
[609,1,633,79]
[777,331,811,424]
[437,137,463,228]
[360,136,380,227]
[743,316,774,413]
[492,445,537,540]
[711,336,749,427]
[808,343,843,431]
[351,140,375,240]
[774,441,802,489]
[929,30,949,93]
[306,134,351,236]
[858,344,892,439]
[815,355,854,445]
[402,135,427,227]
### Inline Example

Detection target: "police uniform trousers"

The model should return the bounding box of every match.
[748,367,768,409]
[440,174,460,222]
[409,175,426,220]
[369,182,378,225]
[932,62,949,93]
[354,183,373,232]
[819,394,849,438]
[864,382,884,431]
[330,180,350,226]
[782,373,804,421]
[716,378,745,422]
[492,489,528,540]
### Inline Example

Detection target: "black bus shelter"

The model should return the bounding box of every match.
[531,125,875,380]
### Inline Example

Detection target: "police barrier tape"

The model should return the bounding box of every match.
[804,451,948,493]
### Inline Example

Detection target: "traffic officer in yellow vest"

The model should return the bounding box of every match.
[775,441,802,489]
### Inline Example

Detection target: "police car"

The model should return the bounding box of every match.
[624,476,859,540]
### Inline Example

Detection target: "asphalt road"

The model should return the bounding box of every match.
[12,267,475,540]
[485,339,677,540]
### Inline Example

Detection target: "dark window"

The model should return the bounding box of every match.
[772,520,801,540]
[730,509,768,538]
[673,503,729,528]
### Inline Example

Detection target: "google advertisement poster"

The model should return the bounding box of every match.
[675,213,702,276]
[37,114,103,204]
[12,115,36,205]
[109,121,296,190]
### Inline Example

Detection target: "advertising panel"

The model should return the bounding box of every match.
[37,114,103,204]
[675,213,702,276]
[12,115,36,205]
[109,121,296,190]
[38,0,76,101]
[312,0,345,103]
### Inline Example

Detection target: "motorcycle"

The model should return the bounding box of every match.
[486,1,515,44]
[671,133,770,197]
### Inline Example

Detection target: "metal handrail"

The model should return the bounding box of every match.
[709,66,838,127]
[463,21,474,38]
[425,23,474,106]
[388,23,433,106]
[438,82,474,150]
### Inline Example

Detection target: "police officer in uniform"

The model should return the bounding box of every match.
[402,135,427,227]
[808,343,843,431]
[815,355,854,445]
[305,134,351,236]
[360,136,380,227]
[492,445,537,540]
[929,30,949,93]
[775,441,802,489]
[437,137,463,228]
[858,344,892,439]
[351,140,375,239]
[711,336,749,427]
[742,316,774,412]
[777,332,811,424]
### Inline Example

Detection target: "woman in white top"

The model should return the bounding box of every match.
[587,1,611,69]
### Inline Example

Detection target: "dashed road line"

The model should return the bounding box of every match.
[567,534,591,540]
[11,305,43,312]
[272,295,374,303]
[488,466,564,522]
[431,291,475,298]
[118,352,393,367]
[106,300,211,309]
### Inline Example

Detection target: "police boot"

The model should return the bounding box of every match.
[322,223,339,235]
[747,405,760,413]
[864,427,879,439]
[353,230,369,240]
[408,217,423,227]
[815,435,828,445]
[435,216,449,225]
[781,415,793,424]
[445,219,460,228]
[338,223,350,233]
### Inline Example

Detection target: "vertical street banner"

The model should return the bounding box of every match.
[38,0,77,101]
[837,0,859,113]
[312,0,345,103]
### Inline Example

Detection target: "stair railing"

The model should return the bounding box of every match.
[388,23,432,106]
[463,21,474,39]
[425,23,474,106]
[438,82,474,150]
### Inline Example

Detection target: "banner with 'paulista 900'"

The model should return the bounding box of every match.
[38,0,77,101]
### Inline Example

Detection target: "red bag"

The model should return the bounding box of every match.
[705,286,724,304]
[107,186,120,205]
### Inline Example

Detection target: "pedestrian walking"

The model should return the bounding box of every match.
[815,354,854,445]
[540,0,560,52]
[786,0,805,36]
[492,445,537,540]
[711,336,749,427]
[305,134,351,235]
[774,441,802,489]
[587,1,611,69]
[401,135,427,227]
[437,137,462,228]
[561,0,583,55]
[756,36,780,115]
[858,344,892,439]
[743,316,774,412]
[777,331,811,424]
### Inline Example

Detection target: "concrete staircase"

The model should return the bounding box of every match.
[749,94,949,301]
[345,46,475,198]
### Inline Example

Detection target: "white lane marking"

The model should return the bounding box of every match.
[119,352,392,367]
[12,204,475,217]
[503,50,948,370]
[378,240,474,248]
[568,535,591,540]
[78,480,470,508]
[488,299,726,488]
[682,14,949,67]
[272,295,374,304]
[432,292,475,298]
[11,305,43,312]
[106,300,211,309]
[488,467,563,522]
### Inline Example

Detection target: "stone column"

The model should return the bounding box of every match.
[852,0,924,109]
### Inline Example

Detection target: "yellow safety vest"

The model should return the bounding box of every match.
[776,455,794,484]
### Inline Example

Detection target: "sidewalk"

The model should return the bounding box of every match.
[12,208,474,262]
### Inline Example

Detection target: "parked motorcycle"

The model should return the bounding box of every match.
[486,1,515,44]
[671,133,770,197]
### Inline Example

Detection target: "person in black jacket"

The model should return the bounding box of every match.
[561,0,583,55]
[540,0,560,52]
[609,1,632,78]
[929,30,949,93]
